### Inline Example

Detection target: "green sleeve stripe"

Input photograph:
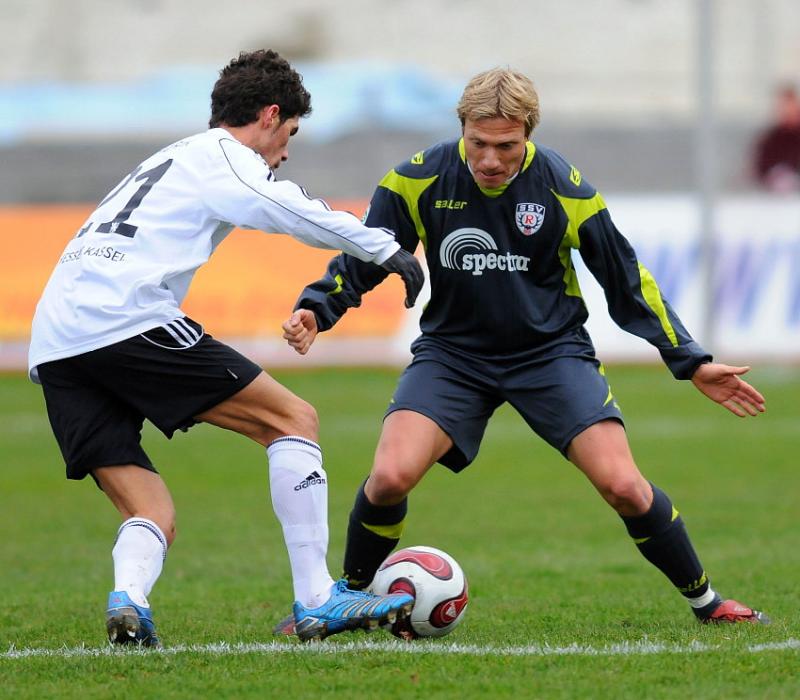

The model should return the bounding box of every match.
[553,191,607,299]
[377,170,438,249]
[327,273,344,296]
[552,190,608,248]
[552,190,679,349]
[362,520,405,540]
[638,263,679,347]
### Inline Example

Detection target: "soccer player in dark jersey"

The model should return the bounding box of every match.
[282,67,768,627]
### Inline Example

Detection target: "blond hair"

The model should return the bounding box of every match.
[456,67,540,136]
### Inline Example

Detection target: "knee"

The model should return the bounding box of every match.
[600,475,652,515]
[148,510,177,548]
[257,397,319,444]
[285,397,319,440]
[367,466,416,504]
[163,518,177,548]
[125,511,176,548]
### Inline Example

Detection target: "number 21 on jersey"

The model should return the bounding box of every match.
[77,159,173,239]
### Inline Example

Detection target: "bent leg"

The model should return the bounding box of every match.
[367,410,453,504]
[567,419,717,615]
[198,371,334,607]
[94,465,174,611]
[94,465,176,543]
[566,419,652,515]
[344,410,452,588]
[195,371,318,444]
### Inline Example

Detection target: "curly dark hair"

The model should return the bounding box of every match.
[209,49,312,128]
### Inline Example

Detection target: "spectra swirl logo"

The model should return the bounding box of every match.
[439,228,530,276]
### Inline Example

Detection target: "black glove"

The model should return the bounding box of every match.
[379,248,424,308]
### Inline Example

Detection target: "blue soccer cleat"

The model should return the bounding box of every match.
[106,590,161,648]
[292,579,414,642]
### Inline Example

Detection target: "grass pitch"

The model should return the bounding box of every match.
[1,365,798,699]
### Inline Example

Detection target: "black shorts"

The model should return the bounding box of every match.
[37,318,262,481]
[386,330,624,472]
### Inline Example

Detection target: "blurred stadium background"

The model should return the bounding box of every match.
[2,6,799,691]
[1,0,799,368]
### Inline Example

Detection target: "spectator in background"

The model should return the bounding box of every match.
[753,84,800,192]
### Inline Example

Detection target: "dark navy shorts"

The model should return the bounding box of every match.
[37,318,262,481]
[386,331,624,472]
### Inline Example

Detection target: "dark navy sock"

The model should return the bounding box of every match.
[621,484,710,600]
[342,481,407,590]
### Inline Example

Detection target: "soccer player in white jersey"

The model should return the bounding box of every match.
[28,49,420,646]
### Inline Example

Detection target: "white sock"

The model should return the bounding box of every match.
[687,586,718,609]
[267,436,335,608]
[112,517,168,608]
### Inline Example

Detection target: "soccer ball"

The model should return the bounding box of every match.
[370,545,468,638]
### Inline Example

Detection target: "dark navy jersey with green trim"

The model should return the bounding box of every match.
[296,138,710,379]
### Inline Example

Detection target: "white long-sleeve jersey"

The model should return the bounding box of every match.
[28,128,400,381]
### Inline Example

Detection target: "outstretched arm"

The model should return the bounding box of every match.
[290,175,423,338]
[691,363,766,417]
[282,246,423,355]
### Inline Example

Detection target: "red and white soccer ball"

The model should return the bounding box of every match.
[370,545,468,638]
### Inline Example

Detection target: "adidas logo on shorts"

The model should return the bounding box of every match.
[294,471,326,491]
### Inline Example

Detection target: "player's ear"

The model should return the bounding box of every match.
[260,104,280,128]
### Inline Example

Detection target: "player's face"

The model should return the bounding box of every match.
[260,116,300,170]
[462,117,527,189]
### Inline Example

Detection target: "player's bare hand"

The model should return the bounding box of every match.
[691,363,766,417]
[282,309,318,355]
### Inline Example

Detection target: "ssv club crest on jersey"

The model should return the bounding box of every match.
[515,202,546,236]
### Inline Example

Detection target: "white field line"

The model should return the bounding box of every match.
[3,638,799,660]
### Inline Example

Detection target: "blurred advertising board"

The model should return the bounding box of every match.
[1,195,798,370]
